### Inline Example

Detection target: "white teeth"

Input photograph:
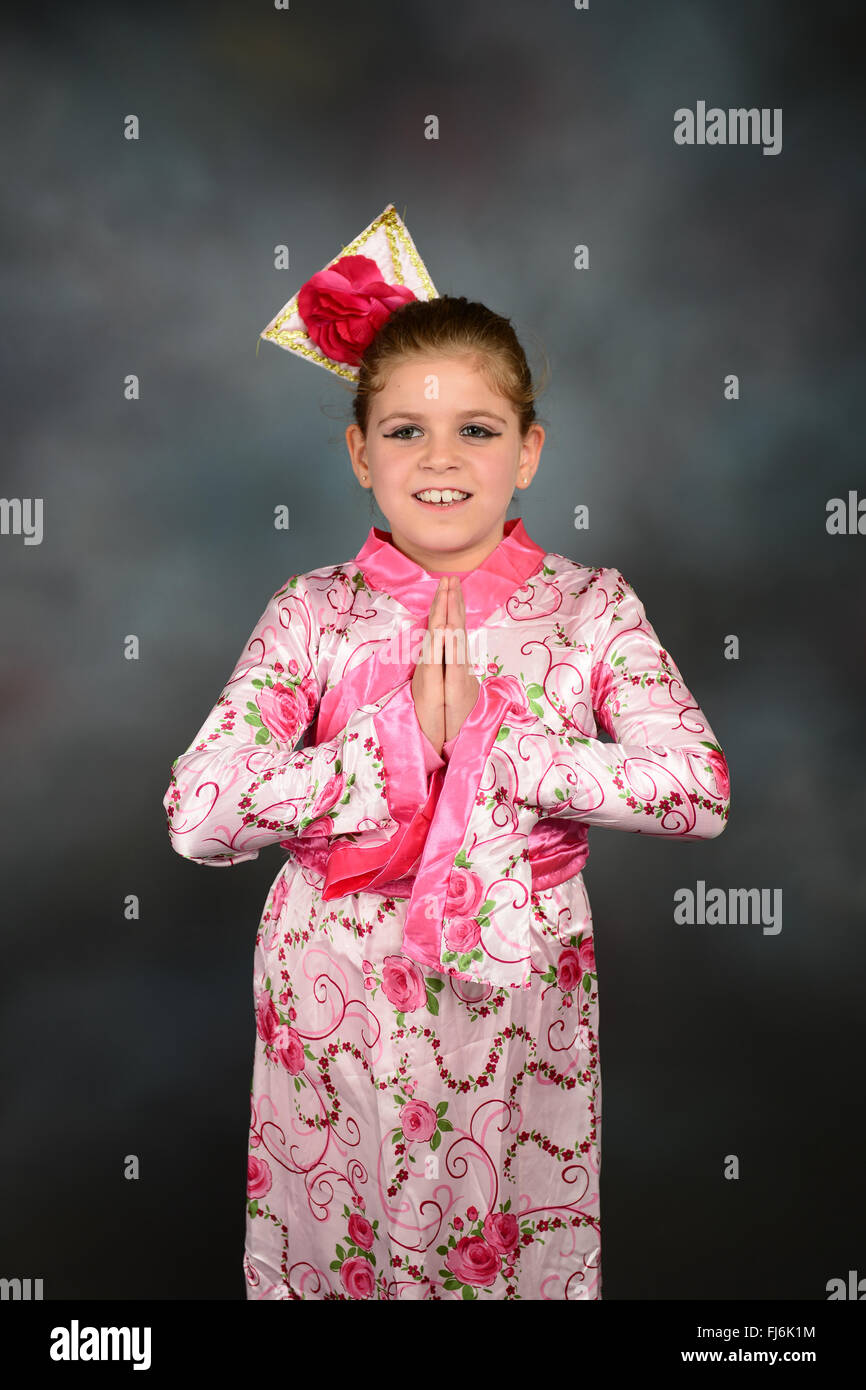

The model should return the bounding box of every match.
[415,489,470,503]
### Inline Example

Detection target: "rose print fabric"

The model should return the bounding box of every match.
[163,518,729,1300]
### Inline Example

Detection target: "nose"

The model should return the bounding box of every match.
[420,460,462,476]
[417,425,467,468]
[419,446,465,474]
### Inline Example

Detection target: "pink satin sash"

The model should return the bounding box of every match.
[283,520,590,901]
[286,635,590,899]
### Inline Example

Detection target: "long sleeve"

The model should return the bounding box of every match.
[499,570,730,838]
[162,575,440,870]
[398,567,730,993]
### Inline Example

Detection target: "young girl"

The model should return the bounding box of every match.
[163,206,730,1301]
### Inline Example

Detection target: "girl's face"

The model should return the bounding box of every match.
[344,354,544,572]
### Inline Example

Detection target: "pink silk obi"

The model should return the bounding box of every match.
[284,520,590,950]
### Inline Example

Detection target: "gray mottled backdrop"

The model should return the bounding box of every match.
[2,0,863,1300]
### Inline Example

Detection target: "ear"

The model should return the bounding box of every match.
[517,422,545,487]
[345,424,370,487]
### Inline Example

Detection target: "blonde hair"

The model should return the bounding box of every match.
[351,295,549,438]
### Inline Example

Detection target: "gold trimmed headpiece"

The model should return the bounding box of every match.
[260,203,439,381]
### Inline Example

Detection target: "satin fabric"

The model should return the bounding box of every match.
[163,517,729,1301]
[290,520,591,936]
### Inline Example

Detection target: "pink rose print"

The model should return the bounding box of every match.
[297,253,416,367]
[495,673,538,730]
[482,1211,520,1255]
[347,1214,374,1251]
[297,676,318,722]
[399,1099,438,1143]
[339,1255,376,1299]
[247,1155,272,1201]
[444,915,481,953]
[556,947,583,993]
[298,817,333,840]
[381,956,428,1013]
[590,660,617,737]
[707,748,730,800]
[578,935,595,974]
[445,1235,501,1287]
[269,874,289,920]
[256,682,304,745]
[274,1025,305,1074]
[310,772,346,819]
[445,867,485,918]
[255,991,279,1044]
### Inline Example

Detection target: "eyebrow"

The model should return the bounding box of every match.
[377,409,509,426]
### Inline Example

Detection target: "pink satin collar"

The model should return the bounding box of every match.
[353,517,547,628]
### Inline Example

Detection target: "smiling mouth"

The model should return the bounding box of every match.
[413,489,473,508]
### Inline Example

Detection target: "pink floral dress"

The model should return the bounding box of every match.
[162,518,730,1300]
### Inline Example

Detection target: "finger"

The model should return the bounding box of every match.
[444,577,468,666]
[454,577,467,649]
[428,577,446,665]
[442,576,456,664]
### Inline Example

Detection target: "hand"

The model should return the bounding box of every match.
[443,575,480,743]
[411,578,447,755]
[410,576,480,756]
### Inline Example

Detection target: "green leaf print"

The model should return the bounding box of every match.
[430,1128,441,1151]
[454,850,471,869]
[426,991,440,1016]
[436,1101,449,1115]
[248,1200,258,1217]
[255,727,270,744]
[525,682,545,717]
[496,726,510,742]
[462,1284,477,1299]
